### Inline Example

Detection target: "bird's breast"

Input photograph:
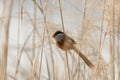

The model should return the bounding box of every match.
[56,37,74,51]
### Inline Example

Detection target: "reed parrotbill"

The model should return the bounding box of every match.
[53,30,94,69]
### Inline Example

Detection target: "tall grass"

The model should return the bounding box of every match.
[0,0,119,80]
[0,0,13,80]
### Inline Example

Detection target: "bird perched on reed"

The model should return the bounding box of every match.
[52,30,95,69]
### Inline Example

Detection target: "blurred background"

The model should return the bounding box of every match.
[0,0,120,80]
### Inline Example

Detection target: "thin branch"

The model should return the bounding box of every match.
[95,0,106,79]
[32,0,43,14]
[1,0,13,79]
[58,0,65,32]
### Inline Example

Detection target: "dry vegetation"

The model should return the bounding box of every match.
[0,0,120,80]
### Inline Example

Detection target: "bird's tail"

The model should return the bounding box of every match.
[73,46,95,70]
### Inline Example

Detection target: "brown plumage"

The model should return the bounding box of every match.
[53,30,95,69]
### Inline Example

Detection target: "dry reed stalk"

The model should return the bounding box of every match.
[63,53,67,80]
[0,0,6,39]
[58,0,71,80]
[45,55,51,80]
[33,0,56,79]
[21,5,45,79]
[19,8,42,79]
[33,0,36,63]
[43,0,55,79]
[110,0,115,80]
[106,0,115,80]
[55,62,58,80]
[15,0,21,79]
[58,0,65,32]
[66,52,71,80]
[15,31,33,79]
[32,0,43,14]
[77,0,87,80]
[110,35,114,80]
[1,0,13,80]
[31,1,37,79]
[56,48,67,80]
[44,3,56,78]
[118,5,120,79]
[94,0,106,79]
[38,28,45,79]
[15,1,41,79]
[23,8,42,39]
[32,57,39,80]
[47,32,55,80]
[0,2,6,74]
[70,51,76,80]
[32,0,45,79]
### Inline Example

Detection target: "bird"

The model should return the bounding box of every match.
[52,30,95,69]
